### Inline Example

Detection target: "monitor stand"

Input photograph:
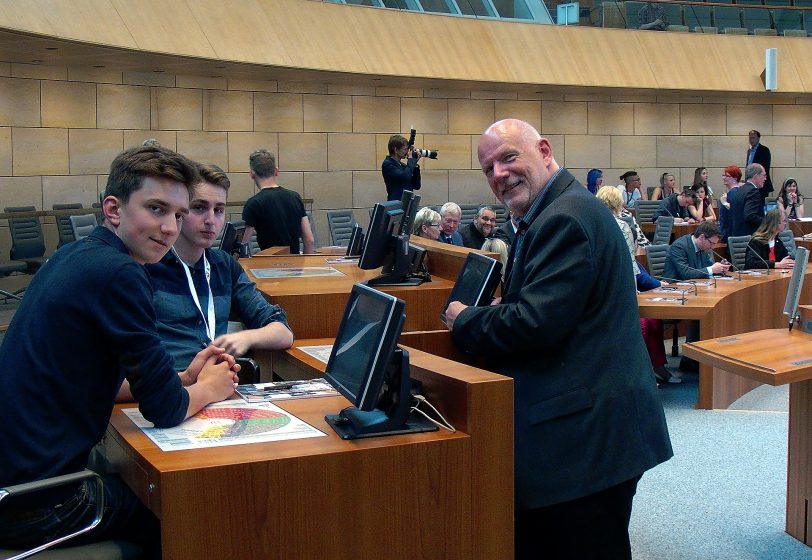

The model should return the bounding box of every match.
[325,349,438,440]
[365,238,425,287]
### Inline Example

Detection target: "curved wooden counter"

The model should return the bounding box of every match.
[638,270,812,409]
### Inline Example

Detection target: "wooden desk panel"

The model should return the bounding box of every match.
[107,343,514,560]
[241,254,454,339]
[683,329,812,547]
[638,271,812,409]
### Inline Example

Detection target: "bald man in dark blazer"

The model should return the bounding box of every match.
[444,120,672,560]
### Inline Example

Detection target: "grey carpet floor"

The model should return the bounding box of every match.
[630,356,812,559]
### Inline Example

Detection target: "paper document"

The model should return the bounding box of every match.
[298,345,334,364]
[123,401,326,452]
[236,378,338,403]
[250,267,345,279]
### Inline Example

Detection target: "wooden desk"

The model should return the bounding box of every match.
[105,342,514,560]
[638,271,812,409]
[786,220,812,239]
[683,328,812,547]
[639,221,700,240]
[243,240,493,340]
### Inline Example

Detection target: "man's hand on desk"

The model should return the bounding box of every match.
[180,345,240,386]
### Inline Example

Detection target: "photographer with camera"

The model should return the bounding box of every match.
[382,133,422,202]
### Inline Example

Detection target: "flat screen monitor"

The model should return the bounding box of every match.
[399,190,421,237]
[323,283,437,439]
[345,224,364,257]
[359,201,403,271]
[784,246,809,329]
[442,252,502,322]
[324,283,405,412]
[219,220,246,256]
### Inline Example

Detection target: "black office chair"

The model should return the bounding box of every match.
[728,235,752,270]
[4,207,47,273]
[778,230,797,258]
[635,200,661,225]
[326,210,356,247]
[492,204,508,226]
[53,203,83,247]
[652,216,674,246]
[0,470,141,560]
[69,214,98,241]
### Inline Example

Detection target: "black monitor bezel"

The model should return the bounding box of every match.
[358,200,404,271]
[444,252,502,311]
[324,283,406,412]
[219,221,246,255]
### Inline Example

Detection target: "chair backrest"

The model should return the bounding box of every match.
[326,209,356,247]
[459,204,479,226]
[492,204,508,226]
[4,206,45,260]
[69,214,98,241]
[778,229,796,258]
[714,6,743,30]
[635,200,661,224]
[645,244,670,279]
[685,4,713,28]
[728,235,752,270]
[652,216,675,245]
[773,9,802,33]
[53,203,83,247]
[743,7,772,32]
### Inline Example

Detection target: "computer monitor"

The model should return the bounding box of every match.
[323,283,436,439]
[398,190,421,237]
[784,246,809,330]
[219,220,246,257]
[345,224,364,258]
[359,201,423,286]
[441,252,502,322]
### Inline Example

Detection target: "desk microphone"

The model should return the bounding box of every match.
[679,263,718,288]
[745,242,775,274]
[711,248,741,281]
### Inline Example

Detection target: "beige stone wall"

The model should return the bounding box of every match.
[1,61,811,255]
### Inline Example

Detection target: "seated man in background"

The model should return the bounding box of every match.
[0,146,239,558]
[664,221,730,280]
[663,221,730,372]
[494,210,518,247]
[653,187,698,224]
[459,205,497,249]
[147,163,294,373]
[438,202,464,245]
[618,171,645,210]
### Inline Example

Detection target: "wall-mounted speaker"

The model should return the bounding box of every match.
[764,48,777,92]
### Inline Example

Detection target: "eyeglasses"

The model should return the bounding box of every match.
[480,217,496,223]
[428,223,440,228]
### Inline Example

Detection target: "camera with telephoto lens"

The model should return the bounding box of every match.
[408,128,439,160]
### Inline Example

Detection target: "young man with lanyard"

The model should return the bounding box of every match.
[147,163,293,371]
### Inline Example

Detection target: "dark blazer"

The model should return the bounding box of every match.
[381,155,421,202]
[493,221,516,247]
[745,236,789,269]
[451,169,672,510]
[459,222,486,249]
[749,143,773,195]
[438,230,463,246]
[728,182,763,237]
[653,193,689,223]
[663,233,713,280]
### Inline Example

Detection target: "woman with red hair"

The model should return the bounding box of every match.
[718,165,743,240]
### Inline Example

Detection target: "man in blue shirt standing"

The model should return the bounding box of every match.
[147,163,294,371]
[0,146,240,558]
